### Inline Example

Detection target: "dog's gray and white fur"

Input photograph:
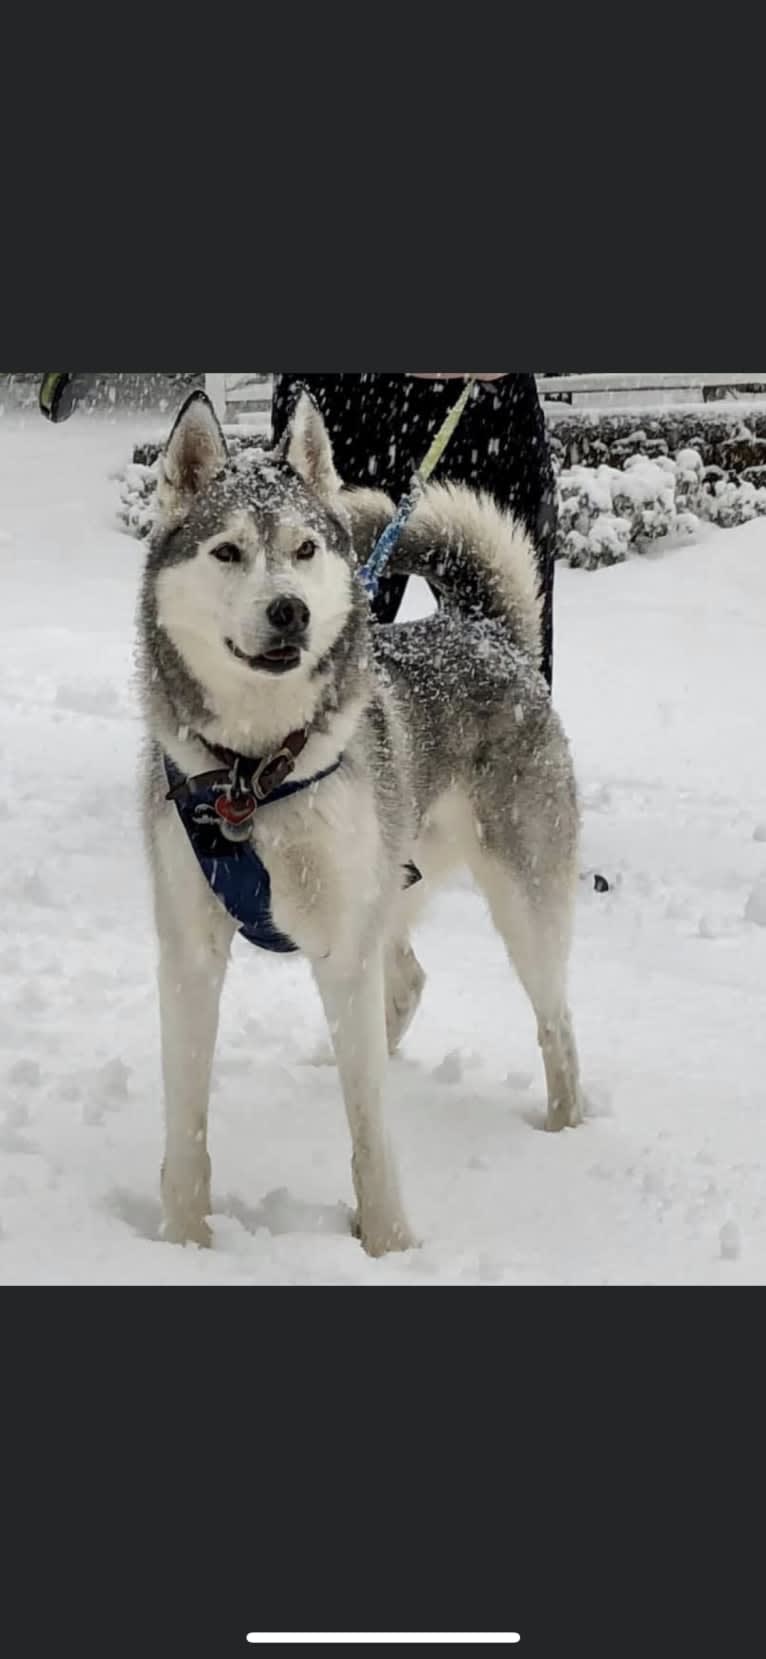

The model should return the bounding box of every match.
[139,390,583,1257]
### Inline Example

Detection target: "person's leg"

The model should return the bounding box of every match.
[536,479,557,690]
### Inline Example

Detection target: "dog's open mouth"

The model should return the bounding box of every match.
[225,639,302,676]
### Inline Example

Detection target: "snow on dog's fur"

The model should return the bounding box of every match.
[139,390,583,1257]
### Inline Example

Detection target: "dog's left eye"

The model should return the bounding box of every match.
[211,543,242,565]
[296,539,317,561]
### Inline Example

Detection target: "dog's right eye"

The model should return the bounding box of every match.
[211,543,242,565]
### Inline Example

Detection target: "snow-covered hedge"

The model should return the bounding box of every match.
[119,463,159,541]
[556,448,766,568]
[547,405,766,472]
[118,441,766,572]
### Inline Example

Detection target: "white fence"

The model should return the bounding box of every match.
[205,373,766,429]
[205,374,272,430]
[537,373,766,408]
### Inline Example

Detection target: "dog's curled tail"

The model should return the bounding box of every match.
[343,482,543,666]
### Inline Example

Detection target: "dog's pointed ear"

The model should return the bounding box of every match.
[280,391,341,504]
[157,390,228,520]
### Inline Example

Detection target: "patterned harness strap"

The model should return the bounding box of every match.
[164,751,344,954]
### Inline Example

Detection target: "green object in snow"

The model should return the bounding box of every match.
[39,373,78,422]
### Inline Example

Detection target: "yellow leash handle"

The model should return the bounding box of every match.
[417,376,476,485]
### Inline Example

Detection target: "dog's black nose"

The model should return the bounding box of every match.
[267,596,310,638]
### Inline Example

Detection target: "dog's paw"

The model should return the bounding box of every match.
[161,1159,212,1248]
[161,1212,213,1249]
[545,1096,585,1133]
[357,1210,419,1258]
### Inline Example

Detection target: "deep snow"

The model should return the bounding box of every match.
[1,411,765,1284]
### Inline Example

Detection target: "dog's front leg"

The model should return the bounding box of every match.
[313,946,416,1258]
[153,814,235,1248]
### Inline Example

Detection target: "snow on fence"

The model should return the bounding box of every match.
[538,373,766,408]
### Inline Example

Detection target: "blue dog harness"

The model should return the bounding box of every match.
[164,739,343,954]
[165,737,422,955]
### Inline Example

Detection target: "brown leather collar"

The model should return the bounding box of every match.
[166,729,310,810]
[203,730,309,802]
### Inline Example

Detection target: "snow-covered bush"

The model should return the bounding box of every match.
[558,468,632,568]
[556,455,698,568]
[117,438,271,542]
[612,456,679,542]
[117,435,766,573]
[700,475,766,529]
[555,444,766,567]
[118,462,159,540]
[675,448,705,513]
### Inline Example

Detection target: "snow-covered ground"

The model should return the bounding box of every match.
[1,412,765,1284]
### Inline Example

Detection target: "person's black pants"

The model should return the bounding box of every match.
[272,373,557,687]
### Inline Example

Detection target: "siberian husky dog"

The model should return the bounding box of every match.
[139,390,583,1257]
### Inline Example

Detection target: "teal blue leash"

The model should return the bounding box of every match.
[358,378,476,600]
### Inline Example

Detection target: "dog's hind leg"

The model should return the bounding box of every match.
[152,813,236,1247]
[475,855,583,1133]
[313,945,417,1256]
[385,935,426,1055]
[383,883,428,1056]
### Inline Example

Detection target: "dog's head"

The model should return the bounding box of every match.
[149,390,358,686]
